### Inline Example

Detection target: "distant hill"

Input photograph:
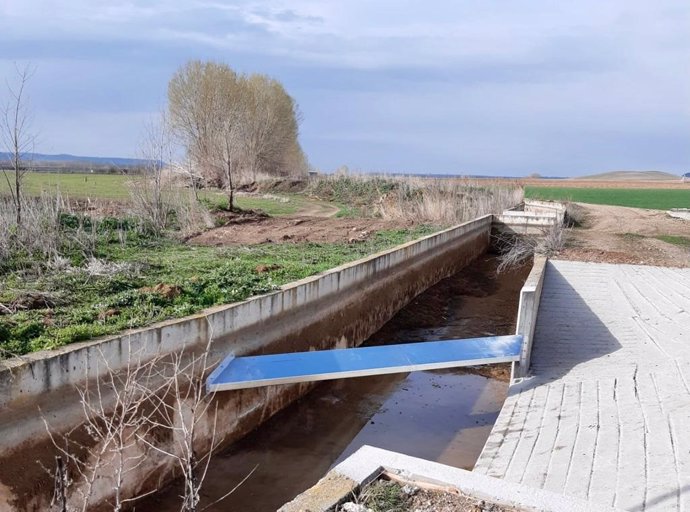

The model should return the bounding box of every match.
[0,152,147,174]
[576,170,681,181]
[0,152,146,166]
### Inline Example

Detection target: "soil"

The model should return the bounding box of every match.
[189,216,412,245]
[557,203,690,267]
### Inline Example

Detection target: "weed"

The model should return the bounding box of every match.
[655,235,690,248]
[619,233,645,241]
[356,480,408,512]
[306,174,523,224]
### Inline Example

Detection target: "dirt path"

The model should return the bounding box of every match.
[190,216,412,245]
[558,203,690,267]
[295,198,340,217]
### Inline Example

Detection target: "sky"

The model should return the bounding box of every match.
[0,1,689,177]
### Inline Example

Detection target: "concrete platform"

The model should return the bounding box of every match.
[281,445,623,512]
[475,260,690,512]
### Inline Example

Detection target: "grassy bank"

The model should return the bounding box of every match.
[525,186,690,209]
[0,224,438,356]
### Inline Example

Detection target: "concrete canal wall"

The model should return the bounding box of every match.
[0,215,493,511]
[493,199,564,235]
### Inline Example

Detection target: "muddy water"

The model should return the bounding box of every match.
[146,256,529,512]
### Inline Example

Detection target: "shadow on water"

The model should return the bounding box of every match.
[143,255,530,512]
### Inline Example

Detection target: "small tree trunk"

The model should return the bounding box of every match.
[14,161,21,227]
[54,456,68,512]
[225,158,235,212]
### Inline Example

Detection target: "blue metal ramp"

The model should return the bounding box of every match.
[207,335,522,392]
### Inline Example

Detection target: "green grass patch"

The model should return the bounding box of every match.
[0,224,439,355]
[1,171,131,199]
[199,191,301,216]
[525,186,690,210]
[615,233,690,249]
[334,204,365,218]
[655,235,690,248]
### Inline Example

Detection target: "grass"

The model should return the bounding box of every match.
[199,191,302,216]
[0,224,439,356]
[618,232,645,241]
[305,174,523,223]
[525,186,690,210]
[1,171,131,199]
[655,235,690,248]
[359,480,408,512]
[617,233,690,248]
[0,171,312,216]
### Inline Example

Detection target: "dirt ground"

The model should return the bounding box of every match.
[190,215,412,245]
[557,203,690,267]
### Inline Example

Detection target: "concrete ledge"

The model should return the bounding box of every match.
[280,445,624,512]
[668,208,690,220]
[524,199,566,221]
[511,256,548,379]
[492,212,559,235]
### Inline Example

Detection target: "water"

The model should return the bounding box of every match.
[145,255,528,511]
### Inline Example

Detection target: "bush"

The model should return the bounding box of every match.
[306,174,524,225]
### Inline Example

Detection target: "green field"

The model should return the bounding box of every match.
[0,171,304,215]
[525,186,690,210]
[1,171,131,199]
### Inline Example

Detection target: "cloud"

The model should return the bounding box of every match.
[0,0,688,174]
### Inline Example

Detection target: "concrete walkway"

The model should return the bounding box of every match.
[475,260,690,512]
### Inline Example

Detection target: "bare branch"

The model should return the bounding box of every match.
[1,62,37,227]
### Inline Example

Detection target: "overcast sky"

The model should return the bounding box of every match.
[1,1,689,176]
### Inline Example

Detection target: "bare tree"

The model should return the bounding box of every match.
[129,112,174,233]
[168,61,240,209]
[43,345,165,512]
[1,63,36,227]
[167,60,306,210]
[241,74,303,180]
[129,112,213,236]
[140,334,223,512]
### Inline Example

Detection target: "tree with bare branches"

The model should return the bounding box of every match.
[43,345,165,512]
[1,63,36,228]
[128,112,212,236]
[167,60,306,210]
[140,334,236,512]
[43,334,252,511]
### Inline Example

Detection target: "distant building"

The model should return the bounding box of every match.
[683,172,690,182]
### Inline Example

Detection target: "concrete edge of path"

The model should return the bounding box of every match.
[278,445,627,512]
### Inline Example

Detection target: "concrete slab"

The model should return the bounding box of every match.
[475,260,690,512]
[281,445,624,512]
[207,335,522,391]
[668,209,690,221]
